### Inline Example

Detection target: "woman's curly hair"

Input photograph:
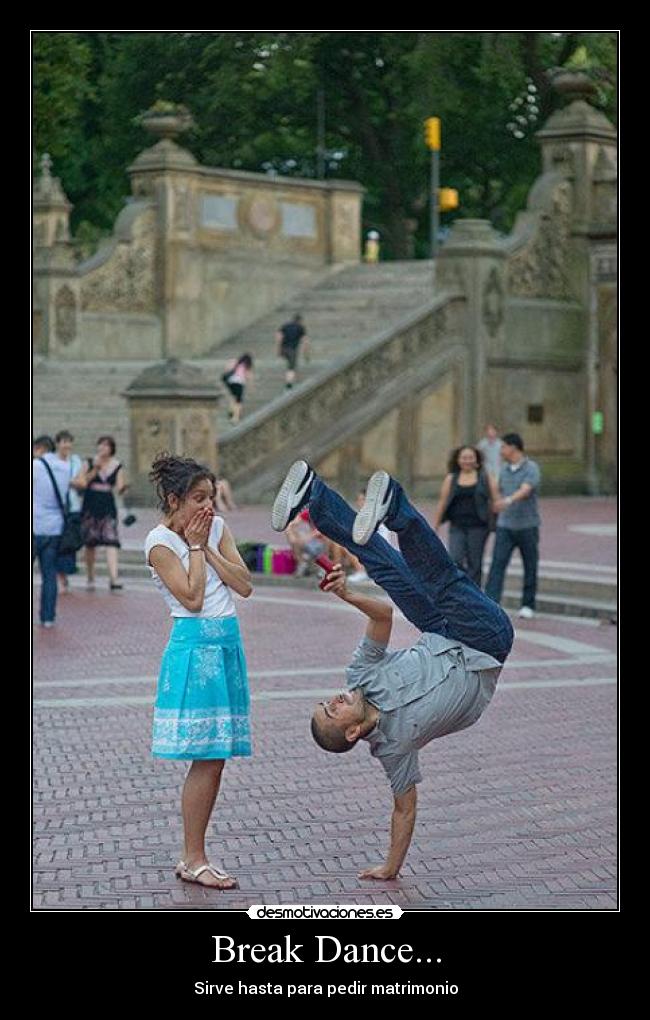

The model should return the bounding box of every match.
[149,452,216,512]
[447,445,483,474]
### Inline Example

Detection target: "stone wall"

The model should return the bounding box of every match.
[33,134,363,362]
[127,144,363,358]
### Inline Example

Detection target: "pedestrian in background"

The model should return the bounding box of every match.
[477,424,503,479]
[221,353,254,424]
[33,439,71,627]
[33,435,54,458]
[53,430,85,593]
[285,507,327,577]
[433,446,498,587]
[145,452,252,889]
[275,313,310,389]
[214,477,237,513]
[485,433,541,619]
[79,435,127,591]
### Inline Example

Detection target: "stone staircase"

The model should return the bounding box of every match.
[33,261,437,474]
[208,260,436,428]
[32,359,147,468]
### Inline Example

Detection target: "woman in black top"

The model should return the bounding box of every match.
[433,446,498,587]
[79,435,128,591]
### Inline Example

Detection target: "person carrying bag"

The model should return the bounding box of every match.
[38,457,83,555]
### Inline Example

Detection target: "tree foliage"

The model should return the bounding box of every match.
[33,31,617,259]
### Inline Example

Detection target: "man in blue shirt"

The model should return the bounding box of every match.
[485,432,541,619]
[33,439,72,627]
[272,460,514,880]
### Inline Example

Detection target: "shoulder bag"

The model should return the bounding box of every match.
[38,458,84,554]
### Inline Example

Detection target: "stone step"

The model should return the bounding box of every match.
[100,547,616,603]
[485,567,616,602]
[501,590,616,621]
[79,563,616,621]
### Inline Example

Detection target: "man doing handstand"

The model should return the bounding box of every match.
[271,461,514,881]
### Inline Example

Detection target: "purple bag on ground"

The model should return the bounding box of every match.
[256,545,266,573]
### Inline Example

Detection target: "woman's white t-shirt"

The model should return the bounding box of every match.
[144,517,236,619]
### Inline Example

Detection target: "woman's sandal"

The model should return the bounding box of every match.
[175,860,238,890]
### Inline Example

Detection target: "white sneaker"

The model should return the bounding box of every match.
[271,460,314,532]
[352,470,393,545]
[347,570,369,583]
[40,621,55,629]
[517,606,534,619]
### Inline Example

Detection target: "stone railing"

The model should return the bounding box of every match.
[218,292,466,501]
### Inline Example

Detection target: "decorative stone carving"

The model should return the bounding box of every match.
[550,144,576,177]
[81,209,157,313]
[592,147,617,225]
[482,268,504,337]
[593,246,617,283]
[241,194,281,238]
[136,414,175,478]
[125,358,220,502]
[139,105,195,142]
[507,181,573,299]
[55,285,77,344]
[182,412,212,464]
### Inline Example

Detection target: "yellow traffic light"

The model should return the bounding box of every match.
[438,187,459,212]
[424,117,440,151]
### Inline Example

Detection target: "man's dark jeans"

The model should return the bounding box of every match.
[34,534,60,624]
[485,526,539,610]
[308,478,513,664]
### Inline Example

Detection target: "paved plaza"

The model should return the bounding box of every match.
[32,497,617,910]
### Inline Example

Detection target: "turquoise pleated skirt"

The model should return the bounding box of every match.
[152,616,252,760]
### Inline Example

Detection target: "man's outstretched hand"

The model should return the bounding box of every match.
[321,563,346,597]
[358,864,398,881]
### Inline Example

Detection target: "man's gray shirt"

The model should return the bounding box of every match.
[346,634,502,796]
[496,457,541,530]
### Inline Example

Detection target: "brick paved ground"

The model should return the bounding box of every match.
[33,497,617,911]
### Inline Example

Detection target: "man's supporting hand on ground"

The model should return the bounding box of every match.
[359,786,418,880]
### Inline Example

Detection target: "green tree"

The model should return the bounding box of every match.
[33,31,617,260]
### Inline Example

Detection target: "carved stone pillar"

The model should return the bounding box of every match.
[437,219,506,442]
[327,181,364,263]
[128,107,199,360]
[33,154,80,356]
[537,71,617,494]
[124,358,221,504]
